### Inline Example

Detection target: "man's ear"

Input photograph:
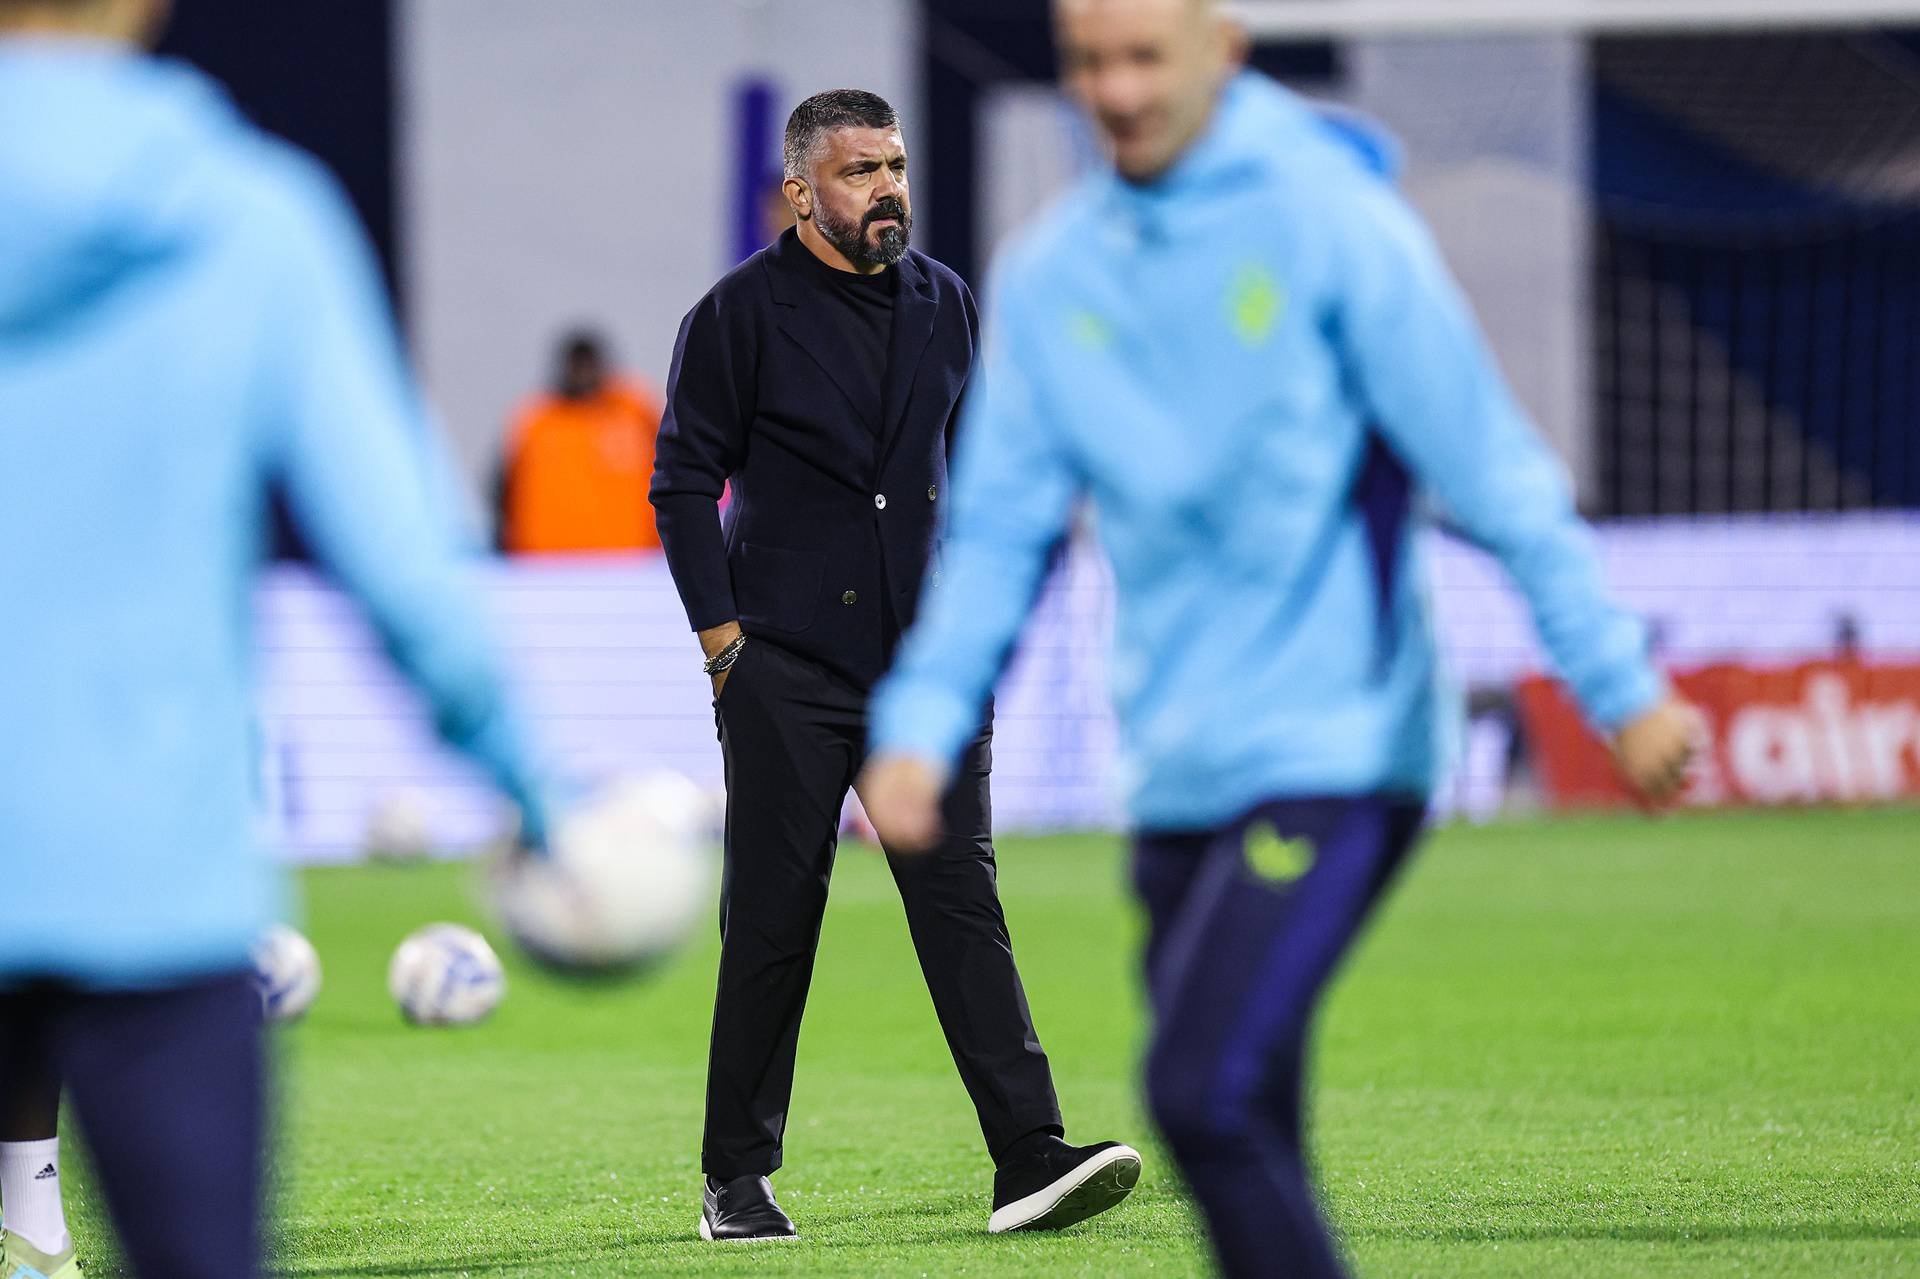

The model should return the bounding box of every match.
[784,176,813,223]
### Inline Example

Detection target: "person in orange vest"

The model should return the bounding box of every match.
[499,330,664,554]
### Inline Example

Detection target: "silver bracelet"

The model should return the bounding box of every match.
[703,634,747,676]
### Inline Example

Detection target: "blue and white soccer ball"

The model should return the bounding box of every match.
[252,924,322,1024]
[387,923,505,1026]
[492,771,718,976]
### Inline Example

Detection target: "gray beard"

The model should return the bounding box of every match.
[818,205,910,269]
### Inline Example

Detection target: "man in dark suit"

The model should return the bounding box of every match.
[651,89,1140,1244]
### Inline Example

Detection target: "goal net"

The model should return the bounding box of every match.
[1228,0,1920,516]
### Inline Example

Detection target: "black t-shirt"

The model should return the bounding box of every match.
[800,246,896,435]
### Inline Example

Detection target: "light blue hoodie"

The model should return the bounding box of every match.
[0,43,544,985]
[871,73,1660,830]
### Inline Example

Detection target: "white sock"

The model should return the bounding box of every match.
[0,1137,69,1255]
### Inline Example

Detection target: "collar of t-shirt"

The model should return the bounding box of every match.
[800,241,896,295]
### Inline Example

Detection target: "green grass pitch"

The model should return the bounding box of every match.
[62,806,1917,1277]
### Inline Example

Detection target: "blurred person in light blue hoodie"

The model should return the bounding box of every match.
[0,1,549,1275]
[859,1,1704,1276]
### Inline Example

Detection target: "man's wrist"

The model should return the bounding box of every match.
[703,633,748,677]
[698,620,743,661]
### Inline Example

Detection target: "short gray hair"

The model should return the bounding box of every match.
[782,89,899,182]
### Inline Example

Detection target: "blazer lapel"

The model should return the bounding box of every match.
[767,232,873,428]
[877,253,938,468]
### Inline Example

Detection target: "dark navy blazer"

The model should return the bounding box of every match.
[649,228,978,689]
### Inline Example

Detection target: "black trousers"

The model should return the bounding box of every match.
[702,638,1063,1180]
[0,972,263,1279]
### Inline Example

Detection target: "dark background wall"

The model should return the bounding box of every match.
[158,0,398,303]
[157,0,396,557]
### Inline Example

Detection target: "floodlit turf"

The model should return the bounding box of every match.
[63,806,1918,1277]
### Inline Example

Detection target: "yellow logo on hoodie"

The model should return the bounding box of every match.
[1227,264,1284,348]
[1068,309,1116,352]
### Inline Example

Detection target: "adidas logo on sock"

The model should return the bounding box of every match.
[32,1163,56,1181]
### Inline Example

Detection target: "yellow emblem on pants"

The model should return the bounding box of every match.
[1245,821,1315,884]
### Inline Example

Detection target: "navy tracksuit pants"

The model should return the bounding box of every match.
[1134,796,1425,1279]
[0,973,263,1279]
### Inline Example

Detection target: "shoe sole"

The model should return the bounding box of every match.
[987,1144,1143,1234]
[698,1214,798,1243]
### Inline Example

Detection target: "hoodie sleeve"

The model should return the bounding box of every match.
[256,161,550,837]
[1330,177,1662,733]
[869,268,1083,769]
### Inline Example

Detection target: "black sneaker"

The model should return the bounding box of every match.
[988,1138,1142,1234]
[699,1174,798,1242]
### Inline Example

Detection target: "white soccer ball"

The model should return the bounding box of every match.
[492,771,717,975]
[364,787,435,864]
[251,924,322,1024]
[387,923,505,1026]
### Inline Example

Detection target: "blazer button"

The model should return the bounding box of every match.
[874,493,888,510]
[927,484,938,501]
[841,590,858,605]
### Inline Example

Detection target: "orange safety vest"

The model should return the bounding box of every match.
[502,377,663,554]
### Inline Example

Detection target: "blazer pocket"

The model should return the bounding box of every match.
[732,542,825,635]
